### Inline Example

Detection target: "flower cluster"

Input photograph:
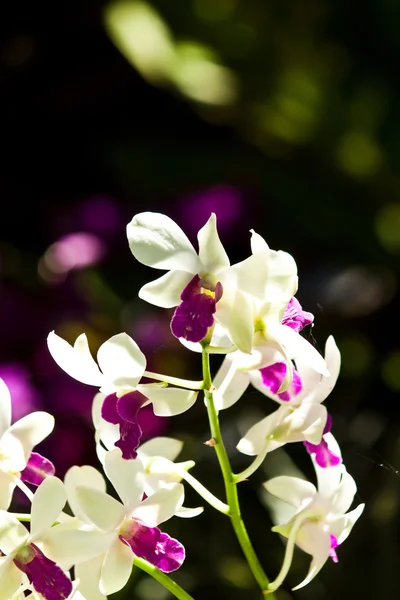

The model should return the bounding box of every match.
[0,212,364,599]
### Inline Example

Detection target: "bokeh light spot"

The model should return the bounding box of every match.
[335,131,383,178]
[339,335,373,377]
[381,350,400,391]
[375,202,400,254]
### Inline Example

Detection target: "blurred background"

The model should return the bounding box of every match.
[1,1,400,598]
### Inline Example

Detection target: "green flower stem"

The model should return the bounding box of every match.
[233,447,269,483]
[133,556,196,600]
[201,347,275,597]
[143,370,204,390]
[174,465,229,514]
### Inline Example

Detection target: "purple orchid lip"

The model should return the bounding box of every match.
[259,362,303,401]
[119,519,185,573]
[20,452,56,486]
[304,415,342,468]
[14,543,72,600]
[282,297,314,332]
[101,391,148,459]
[170,274,222,343]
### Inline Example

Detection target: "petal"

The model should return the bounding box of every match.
[21,452,56,486]
[139,270,194,308]
[175,506,204,518]
[292,525,331,590]
[131,483,184,527]
[47,332,104,387]
[276,326,329,376]
[104,449,145,511]
[137,437,183,463]
[138,386,198,417]
[0,558,23,600]
[264,476,316,508]
[0,378,11,438]
[0,512,28,553]
[42,527,115,567]
[213,356,250,411]
[14,544,73,600]
[126,212,199,271]
[331,503,365,545]
[197,213,230,272]
[74,487,126,532]
[0,471,16,510]
[122,522,185,572]
[331,470,357,515]
[236,407,291,456]
[64,465,106,523]
[75,556,107,600]
[215,289,255,354]
[30,476,66,538]
[97,333,145,393]
[100,538,133,595]
[7,412,54,467]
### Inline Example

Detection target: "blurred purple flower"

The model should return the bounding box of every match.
[0,363,42,420]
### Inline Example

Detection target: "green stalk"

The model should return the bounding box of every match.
[133,556,195,600]
[143,370,204,390]
[201,347,275,597]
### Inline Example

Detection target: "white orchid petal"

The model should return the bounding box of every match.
[139,386,198,416]
[0,378,11,438]
[250,230,269,253]
[277,326,329,376]
[47,332,105,387]
[0,472,16,510]
[42,528,115,567]
[313,434,344,495]
[7,411,54,465]
[104,449,145,511]
[75,556,107,600]
[216,290,255,354]
[0,513,28,553]
[131,483,184,527]
[30,476,66,538]
[137,437,183,462]
[292,529,331,590]
[237,408,289,456]
[75,487,126,531]
[100,538,133,595]
[97,333,145,392]
[127,212,199,271]
[65,465,107,523]
[139,270,193,308]
[333,503,365,545]
[213,356,250,411]
[0,558,22,600]
[197,213,230,272]
[176,505,204,518]
[264,476,316,508]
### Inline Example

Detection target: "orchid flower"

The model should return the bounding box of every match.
[92,393,203,517]
[263,436,364,592]
[64,449,186,597]
[236,336,341,470]
[127,212,298,350]
[0,477,74,600]
[0,377,55,509]
[47,331,197,459]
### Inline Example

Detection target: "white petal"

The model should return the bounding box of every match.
[197,213,230,272]
[139,270,193,307]
[0,472,16,510]
[0,378,11,438]
[0,512,28,553]
[42,527,115,567]
[277,326,329,376]
[47,332,104,387]
[213,356,250,411]
[139,386,198,416]
[30,476,66,538]
[64,465,107,523]
[7,411,54,465]
[250,230,269,253]
[97,333,145,393]
[216,290,255,354]
[137,436,183,462]
[74,487,126,531]
[332,503,365,545]
[131,482,184,526]
[237,407,291,456]
[104,449,145,511]
[314,434,344,495]
[127,212,199,271]
[264,476,316,508]
[292,524,331,590]
[100,538,133,595]
[0,558,23,600]
[176,505,204,518]
[331,470,357,515]
[75,556,107,600]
